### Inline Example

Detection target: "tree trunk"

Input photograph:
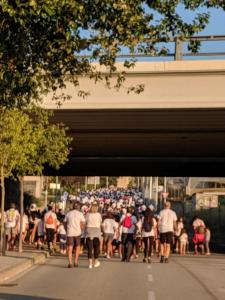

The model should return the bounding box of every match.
[18,176,24,253]
[0,166,5,256]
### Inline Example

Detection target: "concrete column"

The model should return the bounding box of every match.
[164,177,167,192]
[155,176,159,209]
[149,177,153,199]
[85,176,88,190]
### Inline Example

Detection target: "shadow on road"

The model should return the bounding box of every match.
[0,294,63,300]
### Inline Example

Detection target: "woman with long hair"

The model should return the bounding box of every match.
[85,204,102,269]
[142,207,156,263]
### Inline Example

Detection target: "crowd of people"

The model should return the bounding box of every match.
[0,188,211,268]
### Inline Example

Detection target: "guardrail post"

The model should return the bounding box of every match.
[175,37,183,60]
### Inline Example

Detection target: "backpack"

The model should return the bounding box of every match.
[46,213,54,225]
[123,215,132,229]
[143,219,153,233]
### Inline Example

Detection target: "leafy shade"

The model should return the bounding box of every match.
[0,1,224,108]
[0,108,72,178]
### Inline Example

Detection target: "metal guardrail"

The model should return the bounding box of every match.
[78,35,225,61]
[174,35,225,60]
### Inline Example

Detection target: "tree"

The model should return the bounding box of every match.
[0,108,72,254]
[0,109,34,255]
[0,1,224,108]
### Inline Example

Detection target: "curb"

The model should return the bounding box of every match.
[0,252,48,283]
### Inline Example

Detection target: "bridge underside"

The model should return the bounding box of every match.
[46,108,225,176]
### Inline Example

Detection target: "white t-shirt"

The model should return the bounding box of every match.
[65,210,85,237]
[113,222,119,239]
[85,212,102,228]
[58,223,66,235]
[44,211,57,229]
[102,218,116,234]
[174,221,184,236]
[22,214,29,232]
[142,218,157,238]
[120,214,137,234]
[159,208,177,233]
[5,208,20,228]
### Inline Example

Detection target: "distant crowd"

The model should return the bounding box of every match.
[0,188,211,268]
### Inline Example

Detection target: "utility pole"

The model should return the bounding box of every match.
[44,176,48,208]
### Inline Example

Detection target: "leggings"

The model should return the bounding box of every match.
[143,236,154,258]
[121,233,134,260]
[86,237,100,259]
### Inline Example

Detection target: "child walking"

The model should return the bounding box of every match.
[179,228,188,255]
[58,219,67,254]
[205,227,211,255]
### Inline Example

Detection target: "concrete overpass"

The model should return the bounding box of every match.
[44,59,225,176]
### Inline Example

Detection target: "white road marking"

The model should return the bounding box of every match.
[148,274,153,282]
[148,290,156,300]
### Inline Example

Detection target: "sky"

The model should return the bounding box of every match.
[80,6,225,61]
[127,6,225,61]
[181,7,225,57]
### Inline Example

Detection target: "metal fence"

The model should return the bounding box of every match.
[79,35,225,61]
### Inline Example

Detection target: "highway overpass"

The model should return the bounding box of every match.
[44,59,225,176]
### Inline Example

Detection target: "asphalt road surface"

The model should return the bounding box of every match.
[0,254,224,300]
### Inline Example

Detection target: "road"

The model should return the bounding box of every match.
[0,254,224,300]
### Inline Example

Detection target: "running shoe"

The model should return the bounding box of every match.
[94,261,101,268]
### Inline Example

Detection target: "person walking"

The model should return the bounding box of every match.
[44,205,57,255]
[102,211,117,259]
[5,203,20,251]
[158,201,177,263]
[85,203,102,269]
[64,202,85,268]
[205,227,211,255]
[120,207,137,262]
[142,207,156,263]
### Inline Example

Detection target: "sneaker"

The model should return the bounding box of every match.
[143,258,147,263]
[164,258,169,263]
[94,261,101,268]
[147,257,151,263]
[106,255,111,259]
[160,256,164,263]
[89,264,93,269]
[74,263,79,268]
[68,264,73,268]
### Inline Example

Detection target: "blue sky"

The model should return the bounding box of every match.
[182,7,225,59]
[80,6,225,61]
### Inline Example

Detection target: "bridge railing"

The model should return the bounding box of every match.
[173,35,225,60]
[78,35,225,61]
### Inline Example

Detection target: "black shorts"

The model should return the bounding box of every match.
[160,232,173,244]
[46,228,55,243]
[67,236,81,247]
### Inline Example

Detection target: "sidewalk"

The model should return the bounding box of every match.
[0,250,48,283]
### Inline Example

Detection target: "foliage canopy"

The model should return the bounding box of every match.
[0,0,224,108]
[0,108,72,178]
